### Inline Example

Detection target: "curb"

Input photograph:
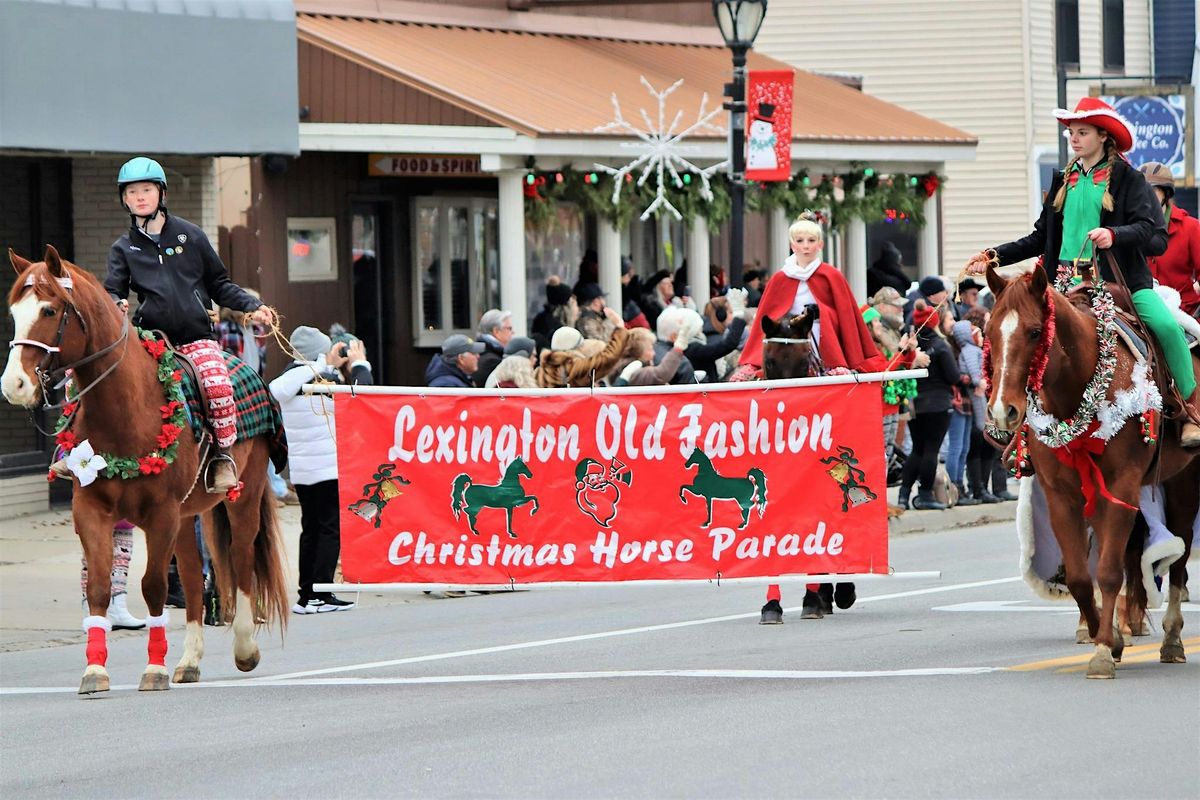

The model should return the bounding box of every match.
[889,501,1018,536]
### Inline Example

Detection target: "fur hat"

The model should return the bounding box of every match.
[550,326,584,352]
[289,326,331,361]
[1054,97,1134,153]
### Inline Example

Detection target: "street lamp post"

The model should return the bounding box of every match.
[713,0,767,290]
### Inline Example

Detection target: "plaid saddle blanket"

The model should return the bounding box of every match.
[180,352,288,469]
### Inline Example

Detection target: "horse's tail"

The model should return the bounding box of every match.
[451,475,472,519]
[748,468,768,516]
[208,489,289,633]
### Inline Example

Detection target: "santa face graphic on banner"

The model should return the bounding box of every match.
[747,102,778,172]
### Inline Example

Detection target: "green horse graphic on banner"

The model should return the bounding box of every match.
[679,449,767,529]
[450,458,539,538]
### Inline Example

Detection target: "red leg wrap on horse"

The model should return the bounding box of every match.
[766,584,781,602]
[148,626,168,666]
[807,583,819,592]
[86,627,108,667]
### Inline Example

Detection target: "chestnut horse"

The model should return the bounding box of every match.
[984,262,1197,678]
[2,246,288,694]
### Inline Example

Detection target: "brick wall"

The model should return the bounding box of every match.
[71,155,219,279]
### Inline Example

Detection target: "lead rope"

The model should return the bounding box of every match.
[253,306,339,438]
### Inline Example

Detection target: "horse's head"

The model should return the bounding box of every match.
[683,447,706,470]
[3,246,99,408]
[761,305,818,379]
[984,262,1049,432]
[511,458,533,480]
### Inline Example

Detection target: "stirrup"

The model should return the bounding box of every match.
[205,452,239,494]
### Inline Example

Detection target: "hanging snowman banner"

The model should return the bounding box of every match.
[745,70,794,182]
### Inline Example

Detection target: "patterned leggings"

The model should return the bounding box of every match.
[80,520,134,596]
[179,339,236,448]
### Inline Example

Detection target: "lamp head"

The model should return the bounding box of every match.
[712,0,767,50]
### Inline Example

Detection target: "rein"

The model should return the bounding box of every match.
[8,275,131,411]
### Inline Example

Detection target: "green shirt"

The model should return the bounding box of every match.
[1058,160,1109,261]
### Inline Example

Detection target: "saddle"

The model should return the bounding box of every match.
[1066,256,1198,425]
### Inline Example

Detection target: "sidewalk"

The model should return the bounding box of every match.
[0,490,1018,653]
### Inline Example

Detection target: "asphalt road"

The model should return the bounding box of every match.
[2,521,1198,799]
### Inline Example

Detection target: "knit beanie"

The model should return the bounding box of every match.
[911,301,939,329]
[550,326,584,352]
[546,282,573,307]
[290,325,332,361]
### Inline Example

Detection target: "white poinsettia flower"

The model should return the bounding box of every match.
[65,440,108,487]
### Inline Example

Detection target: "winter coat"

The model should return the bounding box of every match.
[1148,204,1200,314]
[105,214,262,345]
[270,358,373,485]
[425,355,475,388]
[953,320,987,430]
[535,328,628,388]
[576,307,618,342]
[993,157,1167,292]
[682,316,746,381]
[474,334,505,387]
[913,328,960,415]
[867,250,910,296]
[609,347,684,386]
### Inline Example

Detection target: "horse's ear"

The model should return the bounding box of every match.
[43,245,65,278]
[1029,261,1048,295]
[760,313,780,337]
[985,262,1008,298]
[9,248,32,275]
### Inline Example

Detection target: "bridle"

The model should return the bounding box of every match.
[8,274,130,411]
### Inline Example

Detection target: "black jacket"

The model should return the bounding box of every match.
[913,330,960,415]
[994,158,1168,292]
[474,335,505,387]
[105,214,261,344]
[684,316,747,380]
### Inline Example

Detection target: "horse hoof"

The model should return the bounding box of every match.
[172,664,201,684]
[759,600,783,625]
[1129,619,1150,637]
[1111,629,1125,662]
[1086,651,1116,679]
[138,667,171,692]
[800,604,824,620]
[235,648,261,672]
[1075,627,1091,645]
[834,583,857,610]
[1160,643,1187,664]
[79,667,110,695]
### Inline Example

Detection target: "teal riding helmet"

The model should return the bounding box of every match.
[117,156,167,190]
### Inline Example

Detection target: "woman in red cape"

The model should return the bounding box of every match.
[734,214,887,624]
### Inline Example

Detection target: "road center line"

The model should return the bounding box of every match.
[256,576,1022,682]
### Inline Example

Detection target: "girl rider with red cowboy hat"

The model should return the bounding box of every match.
[965,97,1200,447]
[104,157,276,492]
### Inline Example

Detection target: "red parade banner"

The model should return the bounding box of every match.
[745,69,794,183]
[333,380,888,586]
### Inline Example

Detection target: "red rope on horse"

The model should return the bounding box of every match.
[1051,422,1137,518]
[1027,287,1056,393]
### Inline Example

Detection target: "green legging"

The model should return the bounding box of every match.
[1132,288,1197,398]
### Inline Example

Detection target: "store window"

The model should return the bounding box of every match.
[1102,0,1124,71]
[1056,0,1080,70]
[411,197,498,347]
[525,203,586,324]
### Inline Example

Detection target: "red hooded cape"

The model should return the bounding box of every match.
[740,263,887,373]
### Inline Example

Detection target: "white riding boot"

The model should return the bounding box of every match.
[108,593,146,630]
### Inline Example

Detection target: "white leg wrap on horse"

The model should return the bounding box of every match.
[82,615,112,632]
[180,621,204,665]
[144,611,169,628]
[232,590,255,661]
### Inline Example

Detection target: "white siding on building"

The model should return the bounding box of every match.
[756,0,1153,271]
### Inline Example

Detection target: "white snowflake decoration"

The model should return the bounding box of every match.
[594,77,728,221]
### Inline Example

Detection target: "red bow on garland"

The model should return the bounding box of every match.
[1051,422,1136,518]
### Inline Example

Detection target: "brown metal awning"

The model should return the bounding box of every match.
[296,13,975,145]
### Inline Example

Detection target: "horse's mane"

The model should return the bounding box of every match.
[991,270,1051,321]
[10,259,116,327]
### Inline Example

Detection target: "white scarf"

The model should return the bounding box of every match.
[781,254,821,281]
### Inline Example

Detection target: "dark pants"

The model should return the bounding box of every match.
[966,427,998,497]
[900,410,951,497]
[295,480,341,602]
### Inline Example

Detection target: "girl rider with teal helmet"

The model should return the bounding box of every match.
[104,156,276,492]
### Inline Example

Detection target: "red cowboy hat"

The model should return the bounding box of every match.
[1053,97,1134,153]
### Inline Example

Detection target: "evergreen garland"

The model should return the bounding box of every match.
[523,162,944,232]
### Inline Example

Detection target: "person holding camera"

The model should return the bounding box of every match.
[270,326,373,614]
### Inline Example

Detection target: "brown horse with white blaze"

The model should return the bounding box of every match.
[984,261,1197,678]
[2,246,288,694]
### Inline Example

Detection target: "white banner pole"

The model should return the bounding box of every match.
[314,571,941,594]
[304,369,929,398]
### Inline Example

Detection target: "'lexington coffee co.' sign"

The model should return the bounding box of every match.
[1099,89,1192,183]
[369,154,483,177]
